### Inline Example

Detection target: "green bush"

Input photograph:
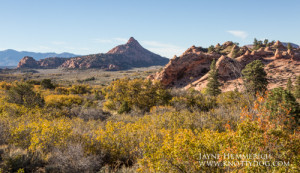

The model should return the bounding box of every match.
[41,79,55,89]
[6,82,44,108]
[265,87,300,126]
[170,89,216,112]
[103,78,171,113]
[55,87,69,95]
[2,147,43,173]
[118,101,131,114]
[69,85,91,95]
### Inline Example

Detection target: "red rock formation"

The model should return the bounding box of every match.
[274,49,283,59]
[149,45,220,87]
[150,40,300,92]
[273,40,286,50]
[17,56,38,68]
[17,56,69,69]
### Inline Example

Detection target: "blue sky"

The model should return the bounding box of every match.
[0,0,299,58]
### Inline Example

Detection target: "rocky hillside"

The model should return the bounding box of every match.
[17,37,169,70]
[149,40,300,91]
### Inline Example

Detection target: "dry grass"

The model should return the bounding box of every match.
[0,66,162,86]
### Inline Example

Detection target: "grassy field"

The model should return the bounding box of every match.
[0,66,162,86]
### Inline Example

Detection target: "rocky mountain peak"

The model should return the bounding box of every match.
[107,37,144,54]
[127,37,139,44]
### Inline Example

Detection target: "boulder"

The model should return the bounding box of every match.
[274,49,283,59]
[273,40,286,50]
[228,45,239,58]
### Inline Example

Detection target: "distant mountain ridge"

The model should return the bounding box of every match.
[0,49,78,66]
[17,37,169,70]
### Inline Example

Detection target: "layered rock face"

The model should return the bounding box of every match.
[17,37,169,70]
[17,57,68,69]
[149,46,219,87]
[149,40,300,91]
[17,56,38,68]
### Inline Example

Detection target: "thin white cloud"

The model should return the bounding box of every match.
[93,37,127,44]
[93,39,113,43]
[36,46,52,51]
[113,37,128,43]
[63,46,91,51]
[51,41,66,45]
[227,30,248,39]
[141,41,185,58]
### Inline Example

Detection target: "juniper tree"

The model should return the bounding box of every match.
[264,39,269,46]
[287,43,292,50]
[286,78,293,92]
[206,59,221,96]
[295,75,300,98]
[208,45,214,53]
[41,79,55,89]
[242,60,268,96]
[266,87,300,127]
[253,38,258,47]
[7,82,45,108]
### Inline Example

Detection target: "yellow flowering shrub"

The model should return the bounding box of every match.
[45,94,83,108]
[0,80,299,172]
[10,118,72,153]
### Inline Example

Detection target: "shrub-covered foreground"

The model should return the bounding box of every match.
[0,78,299,173]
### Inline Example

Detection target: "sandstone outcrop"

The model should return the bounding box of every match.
[17,56,38,68]
[17,56,69,69]
[149,46,219,87]
[273,40,287,50]
[150,40,300,92]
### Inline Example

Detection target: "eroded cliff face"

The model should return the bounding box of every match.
[17,56,38,68]
[17,37,169,70]
[17,56,68,69]
[149,41,300,91]
[148,47,220,87]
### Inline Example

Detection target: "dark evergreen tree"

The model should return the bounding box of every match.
[264,39,269,46]
[287,43,292,50]
[7,82,44,108]
[295,75,300,98]
[286,78,293,92]
[242,60,268,95]
[253,38,258,47]
[208,45,214,53]
[206,59,221,96]
[41,79,55,89]
[266,87,300,127]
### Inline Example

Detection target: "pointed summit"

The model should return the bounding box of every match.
[127,37,138,44]
[125,37,142,48]
[106,37,168,67]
